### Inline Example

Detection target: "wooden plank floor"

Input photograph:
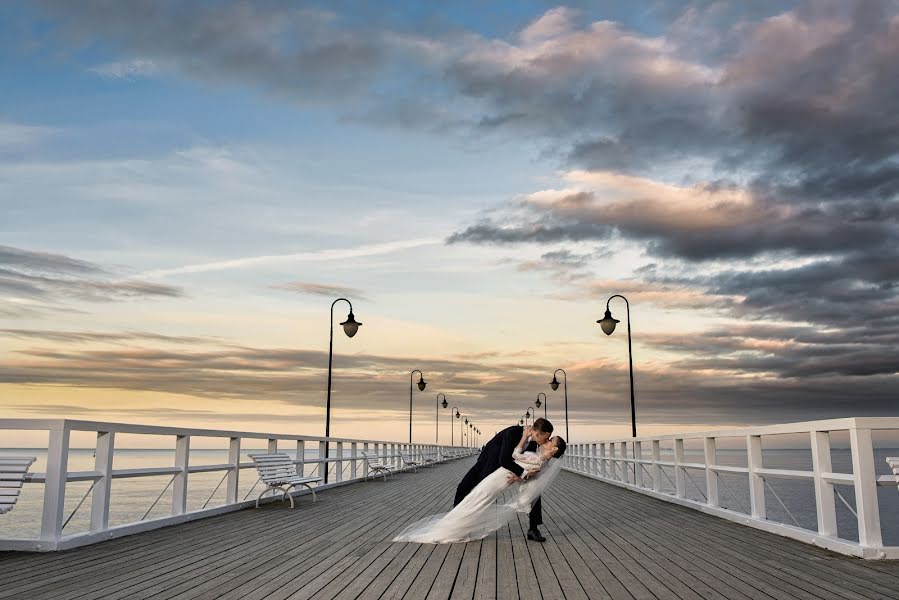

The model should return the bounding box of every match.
[1,457,898,600]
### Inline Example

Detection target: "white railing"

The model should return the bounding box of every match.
[562,417,899,559]
[0,419,475,552]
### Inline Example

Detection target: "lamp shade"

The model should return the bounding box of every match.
[597,308,619,335]
[535,397,542,408]
[441,398,448,408]
[417,376,427,391]
[519,418,524,426]
[340,312,361,337]
[549,376,560,391]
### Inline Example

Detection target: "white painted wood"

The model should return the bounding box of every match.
[747,435,765,519]
[40,427,70,543]
[227,437,240,505]
[296,440,306,477]
[674,438,686,498]
[351,442,358,480]
[810,430,836,538]
[704,437,719,508]
[634,442,643,488]
[172,434,190,516]
[336,441,344,483]
[90,431,114,532]
[652,440,661,493]
[850,426,882,547]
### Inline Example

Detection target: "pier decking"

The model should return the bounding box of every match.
[1,457,898,600]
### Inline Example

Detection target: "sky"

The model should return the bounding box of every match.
[1,0,897,448]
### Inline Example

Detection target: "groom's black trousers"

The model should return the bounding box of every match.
[454,464,543,531]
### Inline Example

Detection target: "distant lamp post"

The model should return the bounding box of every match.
[536,393,547,419]
[598,294,637,438]
[464,417,469,447]
[409,370,427,443]
[451,407,460,447]
[325,298,361,484]
[436,393,447,444]
[549,368,569,441]
[468,422,474,448]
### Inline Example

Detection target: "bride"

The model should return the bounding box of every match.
[393,430,567,544]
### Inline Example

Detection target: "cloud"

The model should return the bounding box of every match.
[140,238,440,278]
[0,121,59,148]
[88,58,160,79]
[0,245,183,316]
[271,281,368,302]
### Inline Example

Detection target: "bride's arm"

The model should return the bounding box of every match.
[512,449,543,465]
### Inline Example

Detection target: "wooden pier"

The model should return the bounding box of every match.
[1,456,897,600]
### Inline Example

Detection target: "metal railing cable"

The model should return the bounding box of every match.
[61,480,98,530]
[716,473,751,515]
[763,479,801,527]
[142,475,177,521]
[683,469,709,502]
[835,488,858,518]
[202,470,231,509]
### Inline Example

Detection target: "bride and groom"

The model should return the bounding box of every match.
[393,418,566,544]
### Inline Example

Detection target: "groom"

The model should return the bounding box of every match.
[453,418,554,542]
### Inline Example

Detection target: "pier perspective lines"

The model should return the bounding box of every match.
[1,455,899,599]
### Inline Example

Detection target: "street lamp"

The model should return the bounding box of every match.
[436,393,447,445]
[325,298,361,484]
[549,368,569,441]
[453,408,461,447]
[464,417,469,448]
[468,422,473,448]
[536,393,547,419]
[598,294,637,438]
[409,370,427,443]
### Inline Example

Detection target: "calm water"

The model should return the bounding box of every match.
[1,448,897,546]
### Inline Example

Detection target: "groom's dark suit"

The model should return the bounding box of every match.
[453,425,543,531]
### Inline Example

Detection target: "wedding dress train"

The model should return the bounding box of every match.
[392,456,562,544]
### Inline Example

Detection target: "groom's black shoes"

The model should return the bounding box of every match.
[527,528,546,542]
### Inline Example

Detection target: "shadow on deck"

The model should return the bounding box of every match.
[1,457,898,600]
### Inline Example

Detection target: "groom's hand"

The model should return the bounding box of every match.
[526,467,541,478]
[506,473,522,485]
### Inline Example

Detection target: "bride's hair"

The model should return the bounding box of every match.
[552,437,567,459]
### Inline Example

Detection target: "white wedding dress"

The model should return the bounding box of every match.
[392,450,563,544]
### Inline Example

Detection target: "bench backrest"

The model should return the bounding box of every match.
[888,458,898,489]
[0,457,37,515]
[249,452,300,484]
[361,451,387,466]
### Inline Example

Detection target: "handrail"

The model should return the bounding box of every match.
[0,418,474,552]
[560,417,899,560]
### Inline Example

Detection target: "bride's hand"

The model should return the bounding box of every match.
[507,473,522,485]
[526,467,541,478]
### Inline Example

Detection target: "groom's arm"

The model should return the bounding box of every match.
[499,428,525,477]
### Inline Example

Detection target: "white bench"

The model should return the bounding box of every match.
[400,451,420,472]
[418,452,437,467]
[361,451,395,481]
[0,457,36,515]
[249,453,322,508]
[888,457,898,490]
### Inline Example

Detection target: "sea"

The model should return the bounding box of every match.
[1,447,897,546]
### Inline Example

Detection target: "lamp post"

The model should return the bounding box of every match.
[597,294,637,438]
[549,368,569,441]
[325,298,361,484]
[536,393,547,419]
[436,393,447,445]
[468,422,473,448]
[464,417,469,448]
[409,370,427,443]
[451,407,460,447]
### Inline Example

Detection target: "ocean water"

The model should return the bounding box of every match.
[1,447,897,547]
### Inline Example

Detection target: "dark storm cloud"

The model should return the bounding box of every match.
[0,246,183,316]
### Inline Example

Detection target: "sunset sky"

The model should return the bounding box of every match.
[2,1,897,447]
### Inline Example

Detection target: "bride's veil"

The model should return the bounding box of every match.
[393,458,564,544]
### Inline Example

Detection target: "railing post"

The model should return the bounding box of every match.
[318,441,327,481]
[652,440,661,492]
[591,443,598,477]
[704,437,718,508]
[226,437,240,505]
[600,443,607,478]
[40,424,70,544]
[351,442,358,480]
[172,434,190,516]
[363,443,370,479]
[810,430,836,538]
[296,440,306,477]
[634,441,643,488]
[335,442,344,483]
[747,434,765,519]
[89,430,115,533]
[674,438,685,498]
[267,438,277,453]
[849,426,883,548]
[609,443,618,480]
